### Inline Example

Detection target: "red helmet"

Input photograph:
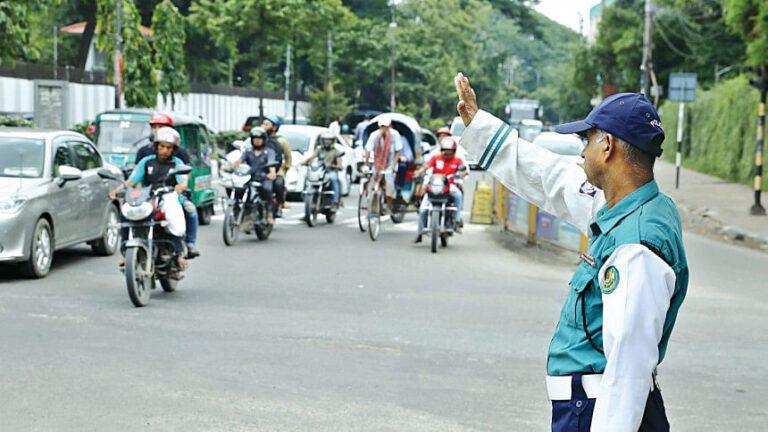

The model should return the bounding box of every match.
[440,137,458,151]
[150,112,173,126]
[436,127,451,136]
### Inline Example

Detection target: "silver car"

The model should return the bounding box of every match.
[0,129,122,277]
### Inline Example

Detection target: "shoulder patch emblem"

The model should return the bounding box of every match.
[602,266,619,294]
[579,181,597,197]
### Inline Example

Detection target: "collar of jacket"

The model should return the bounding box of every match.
[591,179,659,236]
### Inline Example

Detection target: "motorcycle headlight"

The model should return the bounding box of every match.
[121,201,153,221]
[0,196,27,214]
[221,179,234,188]
[233,174,251,187]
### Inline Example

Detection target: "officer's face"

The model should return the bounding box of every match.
[252,136,265,148]
[581,130,607,187]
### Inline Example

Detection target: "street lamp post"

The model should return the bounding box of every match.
[114,0,122,109]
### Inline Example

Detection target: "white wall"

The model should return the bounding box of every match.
[0,76,310,132]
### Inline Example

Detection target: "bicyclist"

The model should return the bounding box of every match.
[364,117,402,213]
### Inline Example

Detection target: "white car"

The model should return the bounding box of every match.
[532,132,585,164]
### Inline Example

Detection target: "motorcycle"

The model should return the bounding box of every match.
[303,159,339,227]
[98,165,192,307]
[221,163,275,245]
[423,167,466,253]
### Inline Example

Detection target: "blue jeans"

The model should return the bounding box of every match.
[182,198,198,245]
[416,192,462,235]
[551,374,669,432]
[327,171,340,204]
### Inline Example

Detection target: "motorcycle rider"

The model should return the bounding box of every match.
[411,136,468,243]
[135,112,200,258]
[262,115,292,217]
[364,117,402,213]
[110,127,190,270]
[302,132,342,207]
[223,126,278,224]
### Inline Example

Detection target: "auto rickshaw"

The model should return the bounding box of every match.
[91,109,217,224]
[357,113,426,240]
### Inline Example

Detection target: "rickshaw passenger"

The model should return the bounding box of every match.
[364,117,402,212]
[412,137,468,243]
[134,112,200,259]
[395,134,414,196]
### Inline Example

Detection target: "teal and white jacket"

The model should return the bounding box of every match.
[461,111,688,432]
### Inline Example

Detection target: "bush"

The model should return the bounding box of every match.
[70,119,93,137]
[0,116,34,128]
[211,130,248,151]
[658,75,763,190]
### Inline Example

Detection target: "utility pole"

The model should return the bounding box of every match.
[114,0,122,109]
[750,74,767,215]
[53,26,58,80]
[325,30,332,126]
[284,45,291,121]
[640,0,653,96]
[390,1,397,112]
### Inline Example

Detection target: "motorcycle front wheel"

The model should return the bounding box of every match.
[255,222,272,240]
[222,207,239,246]
[304,193,316,227]
[430,209,440,253]
[125,247,152,307]
[160,276,177,292]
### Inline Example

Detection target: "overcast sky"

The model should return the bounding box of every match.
[534,0,598,35]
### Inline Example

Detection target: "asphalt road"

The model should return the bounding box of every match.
[1,179,767,431]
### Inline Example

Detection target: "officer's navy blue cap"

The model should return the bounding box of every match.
[555,93,665,157]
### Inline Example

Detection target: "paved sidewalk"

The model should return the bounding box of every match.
[654,159,768,252]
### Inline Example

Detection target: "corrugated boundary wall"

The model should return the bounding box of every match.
[0,76,310,132]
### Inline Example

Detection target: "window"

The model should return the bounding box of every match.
[95,120,150,153]
[180,126,201,165]
[52,141,74,177]
[0,137,45,178]
[70,142,102,171]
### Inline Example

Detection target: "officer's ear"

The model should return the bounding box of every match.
[603,133,616,162]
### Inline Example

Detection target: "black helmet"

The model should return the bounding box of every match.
[250,126,268,139]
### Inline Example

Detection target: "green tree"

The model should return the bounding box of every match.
[152,0,189,108]
[95,0,158,107]
[187,0,246,86]
[0,1,60,64]
[723,0,768,69]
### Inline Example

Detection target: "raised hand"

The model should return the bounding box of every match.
[454,72,479,127]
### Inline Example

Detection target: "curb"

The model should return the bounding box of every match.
[676,203,768,253]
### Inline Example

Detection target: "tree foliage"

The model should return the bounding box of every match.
[723,0,768,68]
[95,0,158,107]
[1,1,40,64]
[152,0,189,108]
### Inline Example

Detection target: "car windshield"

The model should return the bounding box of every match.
[0,137,45,178]
[280,130,311,153]
[96,120,150,153]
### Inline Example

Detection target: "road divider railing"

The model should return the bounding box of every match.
[492,180,588,253]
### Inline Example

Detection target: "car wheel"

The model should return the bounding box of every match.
[198,204,213,226]
[92,205,119,256]
[23,218,54,278]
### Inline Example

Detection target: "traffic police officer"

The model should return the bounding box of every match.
[454,72,689,431]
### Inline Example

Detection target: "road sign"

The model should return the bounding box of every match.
[470,180,493,224]
[669,73,697,102]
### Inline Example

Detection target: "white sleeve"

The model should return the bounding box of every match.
[591,244,676,432]
[460,110,605,235]
[365,134,375,153]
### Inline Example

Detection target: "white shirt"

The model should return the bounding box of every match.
[460,110,674,432]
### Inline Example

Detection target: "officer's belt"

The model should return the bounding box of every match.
[546,371,657,400]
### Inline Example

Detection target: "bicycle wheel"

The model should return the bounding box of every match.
[357,181,368,232]
[368,191,381,241]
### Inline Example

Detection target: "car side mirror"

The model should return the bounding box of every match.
[97,168,118,181]
[57,165,82,187]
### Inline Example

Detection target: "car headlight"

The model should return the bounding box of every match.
[0,196,27,214]
[121,202,153,221]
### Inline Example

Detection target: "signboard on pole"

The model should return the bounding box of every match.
[668,73,697,188]
[669,73,697,102]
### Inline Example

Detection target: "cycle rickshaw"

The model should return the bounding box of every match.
[357,113,426,241]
